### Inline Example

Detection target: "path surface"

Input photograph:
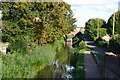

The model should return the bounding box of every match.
[84,51,101,78]
[83,34,105,55]
[83,34,104,79]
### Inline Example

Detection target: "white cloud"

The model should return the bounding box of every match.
[64,0,104,5]
[64,0,120,5]
[63,0,119,27]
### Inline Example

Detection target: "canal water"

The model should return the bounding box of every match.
[35,47,74,79]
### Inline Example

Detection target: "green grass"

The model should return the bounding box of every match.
[75,53,85,79]
[70,48,86,79]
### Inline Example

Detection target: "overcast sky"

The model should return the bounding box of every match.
[64,0,120,27]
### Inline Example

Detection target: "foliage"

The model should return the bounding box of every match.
[72,32,84,48]
[75,53,85,78]
[95,38,108,49]
[70,41,88,78]
[95,34,120,54]
[2,21,21,42]
[8,35,28,54]
[2,2,76,46]
[1,1,76,79]
[98,28,107,38]
[70,47,85,78]
[109,35,120,54]
[51,37,65,52]
[79,41,87,49]
[67,34,74,39]
[85,18,106,40]
[107,11,120,35]
[2,44,56,78]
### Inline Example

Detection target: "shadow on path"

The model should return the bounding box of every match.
[83,34,105,55]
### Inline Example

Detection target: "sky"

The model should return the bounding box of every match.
[64,0,120,27]
[0,11,2,19]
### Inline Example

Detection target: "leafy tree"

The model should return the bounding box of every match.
[85,18,106,40]
[98,28,107,38]
[2,2,76,45]
[107,11,120,35]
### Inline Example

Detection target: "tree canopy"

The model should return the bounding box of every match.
[2,2,76,46]
[85,18,107,40]
[107,11,120,35]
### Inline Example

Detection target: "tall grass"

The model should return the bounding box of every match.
[2,44,56,78]
[75,53,85,79]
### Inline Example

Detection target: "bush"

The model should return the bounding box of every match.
[72,32,84,48]
[109,37,120,54]
[8,35,27,54]
[79,41,87,49]
[95,38,108,49]
[2,44,56,78]
[51,37,65,52]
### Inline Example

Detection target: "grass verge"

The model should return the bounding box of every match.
[70,47,91,79]
[75,53,85,78]
[92,51,104,62]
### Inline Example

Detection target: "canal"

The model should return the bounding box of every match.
[35,44,74,79]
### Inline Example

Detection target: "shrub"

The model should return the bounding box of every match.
[109,37,120,54]
[79,41,87,49]
[8,35,27,54]
[95,37,108,49]
[72,32,84,48]
[51,38,65,52]
[2,44,56,78]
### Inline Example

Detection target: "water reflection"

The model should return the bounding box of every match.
[36,47,75,79]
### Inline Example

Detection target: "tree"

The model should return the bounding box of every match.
[85,18,106,40]
[2,2,76,46]
[107,11,120,35]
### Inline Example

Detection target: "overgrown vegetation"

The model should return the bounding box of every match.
[1,2,76,78]
[70,45,90,79]
[75,53,85,78]
[108,34,120,54]
[70,32,87,79]
[2,42,65,78]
